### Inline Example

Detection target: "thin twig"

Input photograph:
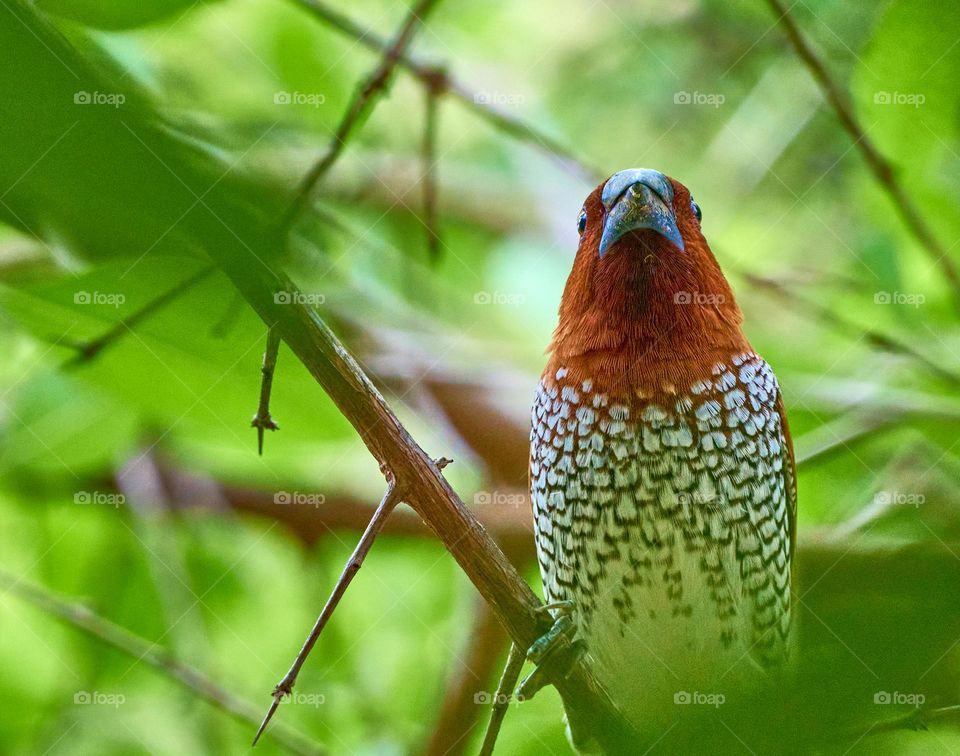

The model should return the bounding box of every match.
[765,0,960,313]
[251,326,282,455]
[253,479,403,746]
[0,569,322,756]
[479,643,526,756]
[280,0,444,236]
[289,0,603,182]
[738,268,960,386]
[422,78,442,263]
[64,265,216,367]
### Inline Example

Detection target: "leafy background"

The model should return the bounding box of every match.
[0,0,959,753]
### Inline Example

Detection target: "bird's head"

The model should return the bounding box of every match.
[548,168,749,392]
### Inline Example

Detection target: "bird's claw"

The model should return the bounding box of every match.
[518,604,584,700]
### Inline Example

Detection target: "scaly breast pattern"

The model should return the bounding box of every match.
[530,352,792,726]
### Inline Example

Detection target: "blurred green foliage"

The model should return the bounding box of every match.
[0,0,959,753]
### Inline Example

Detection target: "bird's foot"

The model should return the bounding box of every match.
[518,602,584,700]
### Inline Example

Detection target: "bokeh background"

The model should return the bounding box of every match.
[1,0,959,753]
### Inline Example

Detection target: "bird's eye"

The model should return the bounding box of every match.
[691,198,702,223]
[577,209,587,235]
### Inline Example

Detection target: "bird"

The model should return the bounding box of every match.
[529,168,795,749]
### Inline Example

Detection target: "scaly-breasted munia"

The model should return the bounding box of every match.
[530,168,795,745]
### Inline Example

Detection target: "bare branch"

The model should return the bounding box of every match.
[281,0,445,235]
[765,0,960,313]
[0,569,322,756]
[289,0,603,182]
[253,480,403,745]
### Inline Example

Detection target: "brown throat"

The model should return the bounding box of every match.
[546,231,750,396]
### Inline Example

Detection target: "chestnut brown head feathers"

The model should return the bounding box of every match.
[549,169,748,394]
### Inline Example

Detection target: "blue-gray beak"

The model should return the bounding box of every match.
[598,168,684,257]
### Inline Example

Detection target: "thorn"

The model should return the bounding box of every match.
[251,694,282,747]
[251,413,279,456]
[435,456,453,470]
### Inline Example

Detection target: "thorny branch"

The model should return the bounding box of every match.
[253,479,404,745]
[280,0,444,236]
[0,570,322,756]
[206,216,638,750]
[765,0,960,314]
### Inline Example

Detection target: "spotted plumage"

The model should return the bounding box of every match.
[530,169,796,739]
